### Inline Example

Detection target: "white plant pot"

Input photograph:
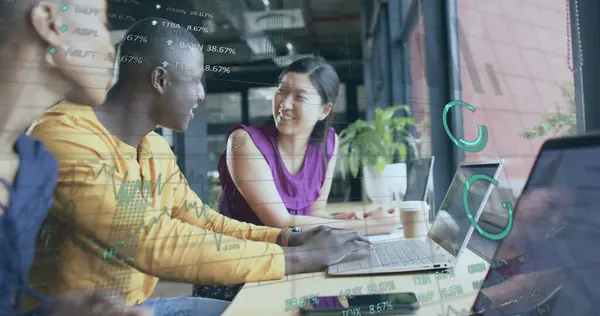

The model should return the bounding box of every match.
[362,163,407,204]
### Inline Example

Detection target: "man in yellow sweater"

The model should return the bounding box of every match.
[26,18,372,315]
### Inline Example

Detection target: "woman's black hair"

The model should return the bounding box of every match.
[271,56,340,145]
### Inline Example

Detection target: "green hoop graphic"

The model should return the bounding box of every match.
[463,174,513,240]
[443,101,488,153]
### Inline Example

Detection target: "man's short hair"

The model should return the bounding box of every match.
[116,17,202,81]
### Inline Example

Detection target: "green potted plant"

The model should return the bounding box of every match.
[337,105,419,203]
[520,83,577,139]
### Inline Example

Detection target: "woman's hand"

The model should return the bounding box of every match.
[44,289,152,316]
[286,208,399,246]
[333,211,364,220]
[364,207,401,234]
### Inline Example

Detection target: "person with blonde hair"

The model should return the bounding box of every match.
[0,0,148,315]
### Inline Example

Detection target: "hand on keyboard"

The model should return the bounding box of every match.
[292,225,374,272]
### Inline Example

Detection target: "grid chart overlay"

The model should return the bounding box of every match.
[102,180,149,299]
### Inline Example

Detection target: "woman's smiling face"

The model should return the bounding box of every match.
[272,72,331,137]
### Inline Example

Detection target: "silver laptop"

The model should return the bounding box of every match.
[328,160,504,276]
[403,157,435,201]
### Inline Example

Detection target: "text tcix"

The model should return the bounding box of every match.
[74,5,100,16]
[65,49,97,58]
[342,307,361,316]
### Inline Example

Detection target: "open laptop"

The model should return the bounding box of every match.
[468,133,600,316]
[328,161,504,276]
[403,157,435,201]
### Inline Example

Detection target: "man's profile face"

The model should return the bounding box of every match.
[157,47,205,132]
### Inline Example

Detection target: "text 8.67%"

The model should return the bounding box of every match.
[120,56,143,63]
[108,12,135,21]
[369,301,393,314]
[205,65,230,73]
[104,54,143,64]
[116,34,147,43]
[187,25,209,33]
[194,11,213,18]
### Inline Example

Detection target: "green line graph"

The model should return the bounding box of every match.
[63,160,236,260]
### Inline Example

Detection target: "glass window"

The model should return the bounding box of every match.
[206,134,227,208]
[161,127,174,147]
[402,0,416,21]
[334,83,347,114]
[205,92,241,189]
[206,134,227,173]
[408,8,432,158]
[249,87,277,125]
[205,92,242,123]
[456,0,577,196]
[357,85,365,112]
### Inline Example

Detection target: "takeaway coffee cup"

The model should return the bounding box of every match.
[400,201,429,239]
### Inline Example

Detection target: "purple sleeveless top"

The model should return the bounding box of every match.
[218,124,336,225]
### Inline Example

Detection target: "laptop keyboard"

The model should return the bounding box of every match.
[332,239,436,273]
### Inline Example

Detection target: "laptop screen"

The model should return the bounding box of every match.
[427,163,500,257]
[472,142,600,315]
[403,157,434,201]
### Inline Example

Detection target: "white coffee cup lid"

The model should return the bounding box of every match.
[400,201,429,211]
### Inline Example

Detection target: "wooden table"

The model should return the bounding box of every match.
[223,202,490,315]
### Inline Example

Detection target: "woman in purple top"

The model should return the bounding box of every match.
[218,57,399,234]
[193,57,395,303]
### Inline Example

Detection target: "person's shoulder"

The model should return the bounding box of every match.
[325,126,338,158]
[329,126,338,141]
[28,102,96,138]
[228,127,259,155]
[28,102,109,158]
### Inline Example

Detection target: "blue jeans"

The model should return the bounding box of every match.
[139,297,230,316]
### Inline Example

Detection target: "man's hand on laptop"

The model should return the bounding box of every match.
[282,225,374,274]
